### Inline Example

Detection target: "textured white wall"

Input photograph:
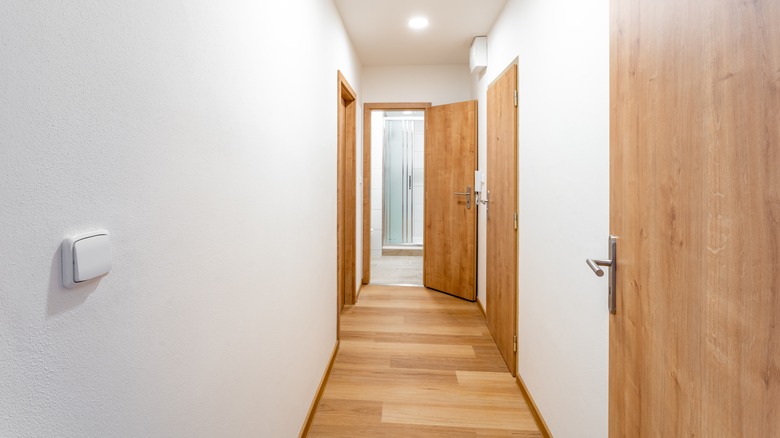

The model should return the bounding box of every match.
[473,0,610,436]
[0,1,361,436]
[363,65,472,105]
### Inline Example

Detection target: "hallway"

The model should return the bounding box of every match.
[307,285,541,437]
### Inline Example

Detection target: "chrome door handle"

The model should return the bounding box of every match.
[586,258,612,277]
[453,186,472,209]
[453,186,471,196]
[586,235,617,314]
[478,190,489,205]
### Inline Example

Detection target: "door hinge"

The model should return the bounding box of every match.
[513,334,517,352]
[513,212,518,230]
[513,90,518,107]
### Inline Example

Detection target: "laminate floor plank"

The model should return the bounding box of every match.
[308,424,479,438]
[307,285,541,437]
[329,367,459,386]
[339,340,477,357]
[340,320,486,336]
[322,382,524,408]
[342,331,498,347]
[346,306,483,319]
[382,403,537,430]
[311,399,383,426]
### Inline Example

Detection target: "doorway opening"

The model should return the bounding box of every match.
[381,111,424,251]
[362,103,431,287]
[371,109,424,285]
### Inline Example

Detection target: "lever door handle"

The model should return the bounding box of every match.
[586,258,612,277]
[479,190,489,204]
[586,235,618,314]
[453,186,472,209]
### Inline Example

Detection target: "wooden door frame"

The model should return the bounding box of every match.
[337,71,357,336]
[361,102,431,287]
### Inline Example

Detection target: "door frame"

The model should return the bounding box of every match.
[361,102,431,288]
[337,71,357,337]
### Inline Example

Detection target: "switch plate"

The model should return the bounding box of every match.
[474,170,485,193]
[62,230,111,288]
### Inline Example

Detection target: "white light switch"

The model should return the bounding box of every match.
[62,230,111,288]
[474,170,486,193]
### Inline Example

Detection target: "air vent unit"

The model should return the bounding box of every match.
[469,36,487,74]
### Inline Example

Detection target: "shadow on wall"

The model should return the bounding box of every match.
[46,243,99,317]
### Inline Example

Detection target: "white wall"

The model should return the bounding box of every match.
[0,1,361,437]
[370,111,385,258]
[473,0,609,437]
[363,65,472,105]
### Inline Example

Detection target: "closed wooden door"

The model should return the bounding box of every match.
[424,100,478,301]
[337,94,346,314]
[337,72,357,321]
[486,65,518,375]
[610,1,779,436]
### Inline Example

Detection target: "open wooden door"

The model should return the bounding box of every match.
[424,100,478,301]
[486,64,518,375]
[610,1,779,436]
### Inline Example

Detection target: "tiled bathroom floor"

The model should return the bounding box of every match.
[370,255,423,285]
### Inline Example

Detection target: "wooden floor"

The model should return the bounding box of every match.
[307,285,542,437]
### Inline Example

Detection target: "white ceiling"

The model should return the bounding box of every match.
[333,0,508,66]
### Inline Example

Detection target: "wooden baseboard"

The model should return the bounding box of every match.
[515,372,553,438]
[476,298,487,320]
[299,340,340,438]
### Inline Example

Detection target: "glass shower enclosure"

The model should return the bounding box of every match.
[383,111,424,247]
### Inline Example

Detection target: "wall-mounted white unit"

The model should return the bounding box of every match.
[62,230,112,288]
[469,36,487,74]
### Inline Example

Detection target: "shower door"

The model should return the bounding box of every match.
[383,115,424,247]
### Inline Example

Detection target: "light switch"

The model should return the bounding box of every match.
[62,230,111,288]
[474,170,485,193]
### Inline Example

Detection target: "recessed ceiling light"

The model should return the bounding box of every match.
[408,16,429,30]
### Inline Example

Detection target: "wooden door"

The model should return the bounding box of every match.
[610,1,779,436]
[486,64,518,375]
[424,100,478,301]
[337,71,357,323]
[337,93,345,315]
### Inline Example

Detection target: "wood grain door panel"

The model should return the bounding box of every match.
[486,64,518,375]
[424,101,478,301]
[337,71,357,326]
[610,1,780,436]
